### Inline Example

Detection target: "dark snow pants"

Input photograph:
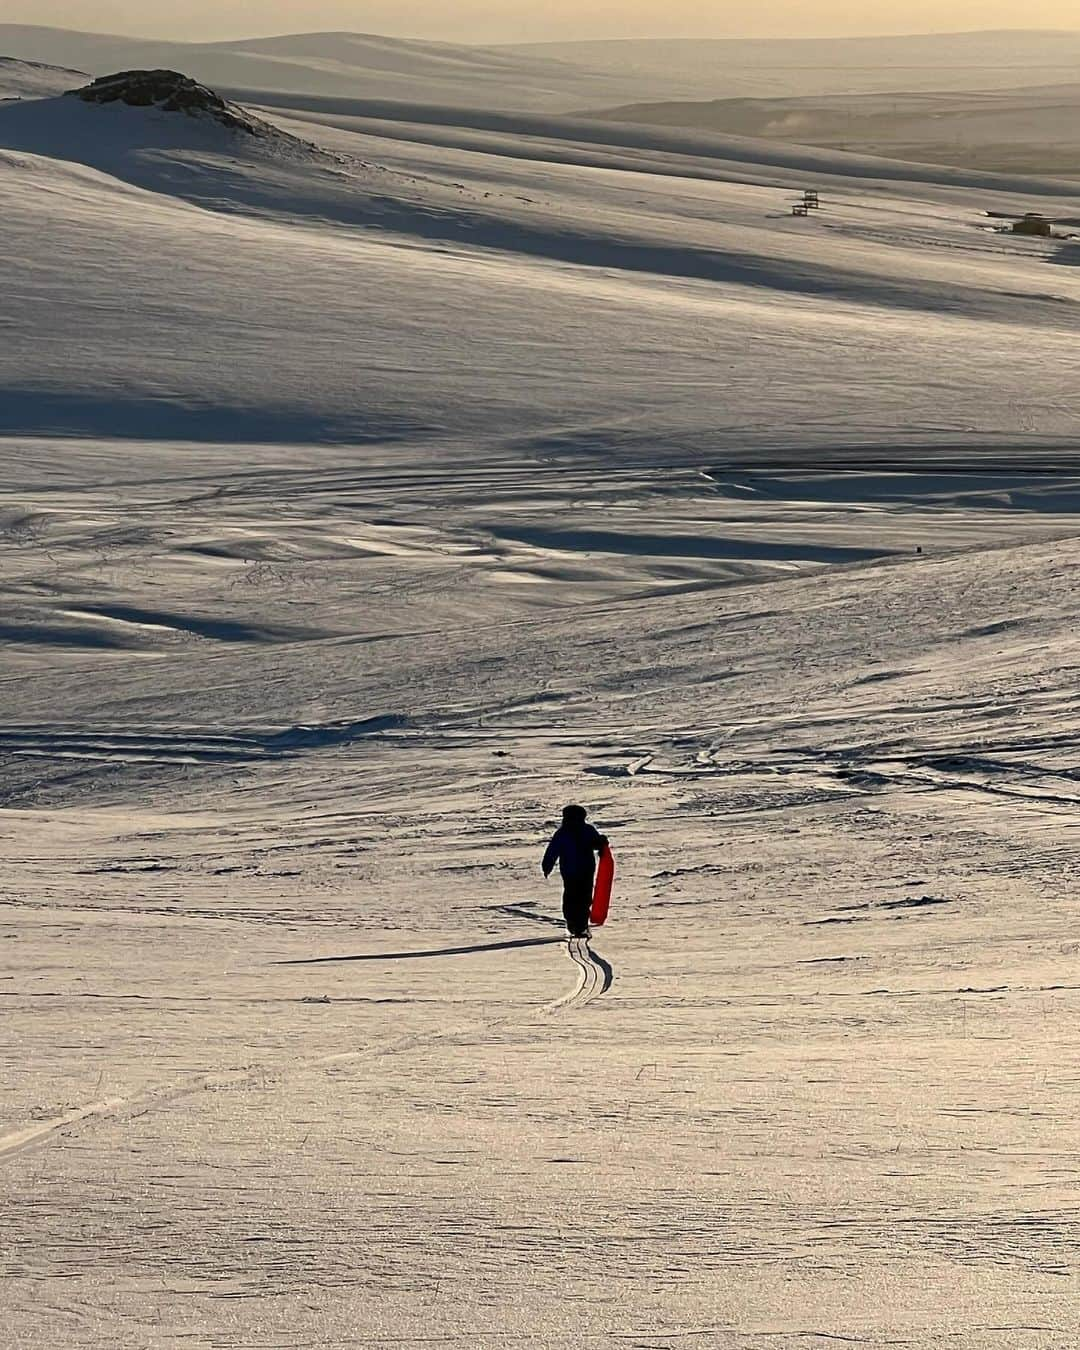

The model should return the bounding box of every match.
[562,874,593,937]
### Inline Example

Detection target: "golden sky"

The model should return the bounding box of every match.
[8,0,1080,43]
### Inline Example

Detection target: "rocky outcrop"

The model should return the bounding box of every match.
[68,70,259,134]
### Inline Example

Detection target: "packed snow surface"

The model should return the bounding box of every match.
[1,63,1079,1349]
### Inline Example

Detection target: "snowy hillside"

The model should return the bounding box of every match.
[5,81,1080,452]
[2,63,1080,1350]
[0,55,84,99]
[588,83,1080,179]
[0,24,664,110]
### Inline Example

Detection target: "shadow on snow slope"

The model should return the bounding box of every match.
[0,387,427,444]
[0,94,1072,327]
[486,523,898,564]
[233,87,1080,200]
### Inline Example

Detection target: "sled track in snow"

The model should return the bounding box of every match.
[543,937,614,1013]
[1,937,615,1163]
[0,1009,532,1165]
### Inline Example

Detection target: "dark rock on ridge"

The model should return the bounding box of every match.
[68,70,258,133]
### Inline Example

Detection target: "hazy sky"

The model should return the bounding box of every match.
[7,0,1080,43]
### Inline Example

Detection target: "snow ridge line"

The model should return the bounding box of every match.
[0,714,408,766]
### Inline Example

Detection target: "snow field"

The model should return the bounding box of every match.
[2,70,1080,1349]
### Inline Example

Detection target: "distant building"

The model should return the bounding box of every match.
[1012,213,1053,237]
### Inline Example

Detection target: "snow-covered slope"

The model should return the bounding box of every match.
[3,85,1080,453]
[587,83,1080,179]
[0,55,84,99]
[238,87,1080,197]
[2,72,1080,1350]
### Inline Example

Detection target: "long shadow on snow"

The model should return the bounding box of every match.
[233,88,1080,200]
[0,96,1036,324]
[274,935,565,965]
[487,523,895,563]
[585,942,615,995]
[0,388,429,444]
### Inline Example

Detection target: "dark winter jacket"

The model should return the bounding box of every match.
[542,822,607,881]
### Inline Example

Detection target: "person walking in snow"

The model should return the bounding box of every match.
[542,804,608,938]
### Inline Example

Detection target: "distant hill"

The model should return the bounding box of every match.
[509,30,1080,99]
[0,25,648,112]
[6,26,1080,114]
[585,82,1080,179]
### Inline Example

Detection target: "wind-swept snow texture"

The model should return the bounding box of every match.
[1,66,1080,1350]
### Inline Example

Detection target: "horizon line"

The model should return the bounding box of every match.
[3,21,1080,49]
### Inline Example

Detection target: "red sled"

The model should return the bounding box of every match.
[590,846,615,927]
